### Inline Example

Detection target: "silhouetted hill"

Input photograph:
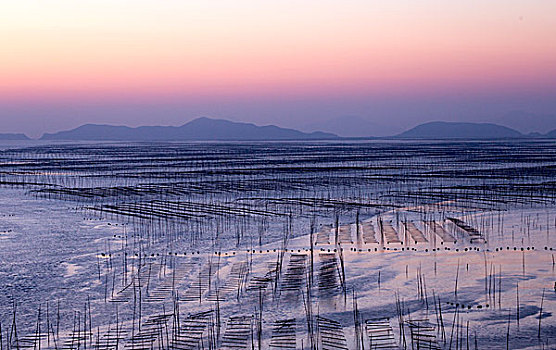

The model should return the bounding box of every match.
[41,117,338,141]
[395,121,524,139]
[546,129,556,138]
[0,133,30,140]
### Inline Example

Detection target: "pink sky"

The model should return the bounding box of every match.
[0,1,555,136]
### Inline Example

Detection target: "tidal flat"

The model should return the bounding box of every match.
[0,140,554,349]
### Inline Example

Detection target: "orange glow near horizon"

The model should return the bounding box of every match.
[1,1,556,101]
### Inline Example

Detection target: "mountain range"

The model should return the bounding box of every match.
[2,117,556,141]
[41,117,338,141]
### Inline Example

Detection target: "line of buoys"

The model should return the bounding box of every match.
[494,246,536,251]
[97,245,554,258]
[446,301,490,309]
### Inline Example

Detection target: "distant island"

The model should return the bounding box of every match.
[0,133,30,140]
[41,117,339,141]
[394,121,525,139]
[2,119,555,141]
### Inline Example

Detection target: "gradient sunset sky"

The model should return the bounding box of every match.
[1,1,556,137]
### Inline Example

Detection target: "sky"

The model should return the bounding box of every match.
[1,1,556,137]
